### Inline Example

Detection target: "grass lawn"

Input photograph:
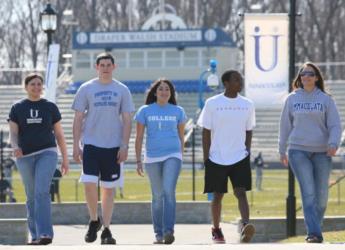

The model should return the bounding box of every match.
[280,230,345,243]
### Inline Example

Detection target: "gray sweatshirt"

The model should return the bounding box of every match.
[279,87,342,155]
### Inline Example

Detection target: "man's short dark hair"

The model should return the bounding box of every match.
[96,52,115,65]
[221,70,242,84]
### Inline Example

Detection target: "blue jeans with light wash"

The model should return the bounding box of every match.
[16,150,58,240]
[145,157,182,239]
[288,149,332,239]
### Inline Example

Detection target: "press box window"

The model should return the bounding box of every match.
[183,50,199,67]
[76,53,91,68]
[165,51,181,67]
[129,51,144,68]
[115,51,127,68]
[202,49,217,67]
[147,51,162,68]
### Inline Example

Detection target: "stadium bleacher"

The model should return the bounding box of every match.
[64,80,213,94]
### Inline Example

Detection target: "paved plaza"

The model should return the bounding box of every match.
[0,224,344,249]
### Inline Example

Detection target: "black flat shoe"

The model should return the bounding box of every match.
[38,237,52,245]
[305,235,323,243]
[27,239,39,245]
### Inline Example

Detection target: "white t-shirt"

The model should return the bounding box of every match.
[197,93,256,165]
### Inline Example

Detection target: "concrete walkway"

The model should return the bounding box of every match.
[53,223,238,245]
[1,224,344,249]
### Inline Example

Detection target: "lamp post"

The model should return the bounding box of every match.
[196,59,219,201]
[0,129,6,202]
[287,0,297,237]
[40,2,57,55]
[198,59,219,109]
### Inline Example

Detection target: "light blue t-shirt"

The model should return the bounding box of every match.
[135,103,187,158]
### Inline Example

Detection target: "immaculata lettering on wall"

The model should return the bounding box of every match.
[244,14,289,107]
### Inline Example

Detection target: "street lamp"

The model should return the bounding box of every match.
[0,129,4,202]
[196,59,219,201]
[0,128,10,203]
[287,0,297,237]
[40,3,58,54]
[198,59,219,109]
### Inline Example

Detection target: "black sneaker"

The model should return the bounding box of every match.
[153,235,164,244]
[85,217,102,243]
[212,227,226,244]
[101,227,116,245]
[305,235,323,243]
[164,233,175,244]
[27,239,39,245]
[38,237,52,245]
[240,223,255,243]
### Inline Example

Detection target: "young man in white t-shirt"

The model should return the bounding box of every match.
[197,70,256,244]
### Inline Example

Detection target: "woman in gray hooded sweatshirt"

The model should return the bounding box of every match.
[279,62,341,243]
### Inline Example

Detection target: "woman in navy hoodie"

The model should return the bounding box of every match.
[279,62,341,243]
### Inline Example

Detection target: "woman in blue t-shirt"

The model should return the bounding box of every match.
[135,78,187,244]
[8,73,69,245]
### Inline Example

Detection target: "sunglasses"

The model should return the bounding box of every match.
[300,71,316,77]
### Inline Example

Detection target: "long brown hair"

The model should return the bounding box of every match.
[292,62,326,92]
[145,78,177,105]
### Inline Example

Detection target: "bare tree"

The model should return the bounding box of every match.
[137,0,160,28]
[54,0,76,67]
[1,0,345,85]
[17,0,42,68]
[0,0,27,84]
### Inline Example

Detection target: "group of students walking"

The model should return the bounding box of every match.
[8,52,341,245]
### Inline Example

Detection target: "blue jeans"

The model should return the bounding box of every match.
[288,149,332,239]
[16,150,58,240]
[145,157,182,239]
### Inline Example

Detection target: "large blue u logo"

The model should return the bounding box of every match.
[253,26,281,72]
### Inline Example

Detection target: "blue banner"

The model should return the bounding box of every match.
[73,28,235,49]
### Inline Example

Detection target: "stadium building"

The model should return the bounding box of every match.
[67,11,238,94]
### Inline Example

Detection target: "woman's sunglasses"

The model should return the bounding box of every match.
[300,71,316,77]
